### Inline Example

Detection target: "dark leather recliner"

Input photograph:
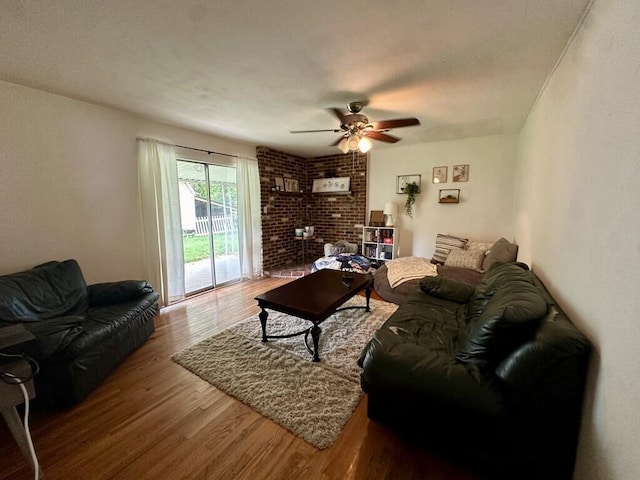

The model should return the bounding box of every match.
[358,262,591,479]
[0,259,159,408]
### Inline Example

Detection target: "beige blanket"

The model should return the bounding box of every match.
[386,256,438,288]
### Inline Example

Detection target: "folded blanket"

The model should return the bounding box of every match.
[386,256,438,288]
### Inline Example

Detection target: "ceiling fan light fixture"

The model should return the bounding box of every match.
[338,137,350,154]
[358,136,372,153]
[347,134,360,151]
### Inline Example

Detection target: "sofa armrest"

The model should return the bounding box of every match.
[88,281,155,307]
[494,313,591,397]
[360,334,504,418]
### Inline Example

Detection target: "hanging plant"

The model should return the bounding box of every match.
[403,181,420,218]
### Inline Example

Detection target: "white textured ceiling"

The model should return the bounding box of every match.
[0,0,592,157]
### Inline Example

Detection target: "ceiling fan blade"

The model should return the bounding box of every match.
[370,118,420,130]
[365,131,401,143]
[290,129,342,133]
[329,108,349,125]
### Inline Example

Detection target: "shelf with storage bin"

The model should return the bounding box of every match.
[362,226,397,262]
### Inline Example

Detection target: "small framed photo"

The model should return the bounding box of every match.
[284,178,295,192]
[439,189,460,203]
[396,174,421,194]
[274,177,285,191]
[432,166,447,184]
[291,178,299,192]
[453,164,469,182]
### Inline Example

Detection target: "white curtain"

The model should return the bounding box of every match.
[137,139,185,306]
[236,156,262,279]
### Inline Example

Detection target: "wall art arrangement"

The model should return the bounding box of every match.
[272,176,301,192]
[312,176,350,193]
[453,164,469,182]
[396,174,421,194]
[432,166,447,184]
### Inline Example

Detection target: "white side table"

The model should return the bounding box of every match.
[1,359,43,478]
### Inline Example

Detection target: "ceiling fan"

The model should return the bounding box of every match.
[290,101,420,153]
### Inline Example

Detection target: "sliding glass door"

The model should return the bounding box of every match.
[177,160,240,294]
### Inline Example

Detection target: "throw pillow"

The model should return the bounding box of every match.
[466,241,493,252]
[483,237,518,271]
[444,249,485,272]
[431,233,468,264]
[419,276,475,303]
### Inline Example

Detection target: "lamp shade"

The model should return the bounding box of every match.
[337,137,350,154]
[383,202,397,215]
[347,135,361,151]
[358,136,372,153]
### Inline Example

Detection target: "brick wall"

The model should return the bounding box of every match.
[257,146,367,270]
[306,152,368,259]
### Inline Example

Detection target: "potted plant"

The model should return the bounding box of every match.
[294,220,305,237]
[403,181,420,218]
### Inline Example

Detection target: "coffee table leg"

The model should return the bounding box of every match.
[259,307,268,342]
[365,282,372,312]
[311,324,321,362]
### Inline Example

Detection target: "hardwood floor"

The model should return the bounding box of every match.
[0,277,484,480]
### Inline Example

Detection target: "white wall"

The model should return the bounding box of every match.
[369,135,518,258]
[514,0,640,478]
[0,80,255,284]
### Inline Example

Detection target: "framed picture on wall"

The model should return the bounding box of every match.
[432,166,447,184]
[453,164,469,182]
[274,177,285,191]
[284,178,295,192]
[396,174,422,194]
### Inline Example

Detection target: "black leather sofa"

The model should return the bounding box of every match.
[0,259,159,408]
[358,262,591,479]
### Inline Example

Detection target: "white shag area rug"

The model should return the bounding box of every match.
[171,296,397,449]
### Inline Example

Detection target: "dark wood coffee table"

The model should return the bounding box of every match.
[254,269,373,362]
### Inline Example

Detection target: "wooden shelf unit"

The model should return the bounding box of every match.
[362,226,397,262]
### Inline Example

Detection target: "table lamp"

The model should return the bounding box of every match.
[383,202,397,227]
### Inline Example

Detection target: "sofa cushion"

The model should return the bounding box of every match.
[419,276,475,303]
[483,237,518,271]
[457,280,547,367]
[0,259,88,322]
[68,294,159,357]
[431,234,468,264]
[466,262,531,321]
[444,249,485,272]
[22,316,84,359]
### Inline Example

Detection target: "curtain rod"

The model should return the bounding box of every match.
[173,143,238,159]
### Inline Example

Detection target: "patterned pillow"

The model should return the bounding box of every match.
[431,233,468,264]
[466,241,494,252]
[444,249,486,272]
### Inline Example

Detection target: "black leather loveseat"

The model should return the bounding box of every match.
[0,259,159,408]
[358,262,591,479]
